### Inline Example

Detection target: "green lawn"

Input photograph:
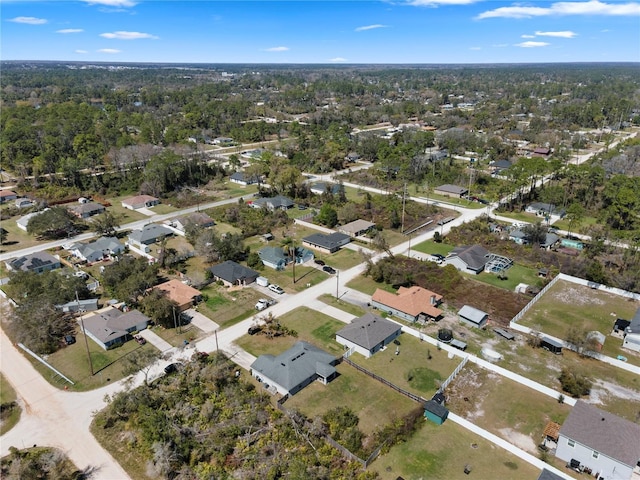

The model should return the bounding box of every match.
[198,285,264,330]
[346,274,396,296]
[150,322,203,348]
[371,417,541,480]
[412,239,456,256]
[551,216,599,233]
[472,264,542,292]
[148,203,179,215]
[493,211,541,223]
[0,373,21,435]
[318,294,368,318]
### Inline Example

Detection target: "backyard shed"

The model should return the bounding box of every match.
[458,305,489,328]
[540,336,563,354]
[424,399,449,425]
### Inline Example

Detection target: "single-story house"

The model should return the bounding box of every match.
[338,219,376,238]
[68,202,105,219]
[434,184,468,198]
[81,306,150,350]
[345,152,361,162]
[230,171,261,186]
[127,224,173,252]
[15,198,36,209]
[208,260,259,287]
[0,190,18,203]
[121,195,160,210]
[622,308,640,353]
[250,341,338,396]
[458,305,489,328]
[541,233,560,250]
[172,212,215,233]
[509,229,528,245]
[251,195,294,211]
[537,469,564,480]
[525,202,565,218]
[444,245,490,274]
[490,159,512,174]
[310,182,341,195]
[533,147,551,156]
[213,136,233,145]
[372,286,443,323]
[335,313,402,358]
[151,279,202,312]
[424,399,449,425]
[6,251,61,273]
[16,209,49,231]
[258,246,314,270]
[56,298,99,313]
[555,400,640,480]
[72,236,124,263]
[302,232,351,254]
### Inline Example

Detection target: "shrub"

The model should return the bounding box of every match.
[558,368,592,397]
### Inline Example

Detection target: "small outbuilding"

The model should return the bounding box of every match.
[424,399,449,425]
[540,336,563,354]
[458,305,489,328]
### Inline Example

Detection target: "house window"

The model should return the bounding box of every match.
[568,440,575,448]
[592,451,599,459]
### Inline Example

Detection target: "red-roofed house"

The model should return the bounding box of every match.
[371,286,443,323]
[151,279,202,312]
[0,190,18,203]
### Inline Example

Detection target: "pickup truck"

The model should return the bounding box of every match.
[255,298,276,311]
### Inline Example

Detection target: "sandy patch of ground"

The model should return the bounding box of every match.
[589,379,640,405]
[551,286,605,306]
[499,428,537,453]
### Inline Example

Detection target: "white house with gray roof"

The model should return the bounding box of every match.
[81,306,150,350]
[72,236,124,263]
[127,224,173,252]
[555,400,640,480]
[622,308,640,353]
[302,232,351,254]
[444,245,490,274]
[6,251,61,274]
[336,313,402,358]
[250,341,338,396]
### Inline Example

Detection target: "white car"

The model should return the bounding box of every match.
[268,284,285,295]
[255,298,275,311]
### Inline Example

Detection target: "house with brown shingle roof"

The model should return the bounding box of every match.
[371,286,443,323]
[121,194,160,210]
[151,279,202,312]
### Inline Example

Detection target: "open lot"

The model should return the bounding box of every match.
[371,417,541,480]
[198,284,264,330]
[472,264,543,292]
[412,239,456,257]
[345,274,396,296]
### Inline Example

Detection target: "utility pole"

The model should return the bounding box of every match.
[77,292,94,376]
[215,329,219,352]
[401,182,407,233]
[335,270,339,299]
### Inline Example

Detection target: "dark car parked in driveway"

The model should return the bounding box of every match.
[314,259,325,266]
[164,363,180,374]
[323,266,336,274]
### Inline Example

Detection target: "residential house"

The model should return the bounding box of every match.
[310,182,341,195]
[525,202,565,219]
[335,312,402,358]
[16,209,49,231]
[434,184,468,198]
[172,212,215,233]
[68,202,105,219]
[72,236,124,263]
[444,245,490,274]
[229,171,261,186]
[81,306,150,350]
[555,400,640,480]
[302,232,351,254]
[338,219,376,238]
[213,137,233,145]
[509,229,528,245]
[251,195,294,211]
[536,469,565,480]
[622,308,640,353]
[0,190,18,203]
[489,159,512,175]
[121,195,160,210]
[458,305,489,328]
[151,279,202,312]
[6,252,61,273]
[345,152,360,162]
[127,224,173,253]
[56,298,99,313]
[250,341,338,396]
[533,147,551,156]
[372,286,443,323]
[208,260,259,287]
[541,233,560,250]
[258,246,289,270]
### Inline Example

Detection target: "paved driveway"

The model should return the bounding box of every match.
[184,308,218,333]
[137,328,172,352]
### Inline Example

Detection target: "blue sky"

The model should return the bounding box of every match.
[2,0,639,63]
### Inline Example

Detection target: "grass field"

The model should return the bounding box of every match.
[412,239,456,256]
[551,216,598,233]
[199,285,264,330]
[472,264,543,292]
[371,418,541,480]
[0,373,21,435]
[493,211,541,224]
[318,294,368,318]
[346,274,396,296]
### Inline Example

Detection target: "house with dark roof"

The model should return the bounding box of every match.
[458,305,489,328]
[525,202,565,218]
[171,212,215,233]
[208,260,259,287]
[6,252,61,273]
[81,306,150,350]
[372,286,443,323]
[230,171,261,186]
[622,308,640,353]
[250,341,338,396]
[536,469,565,480]
[127,224,173,252]
[444,245,490,274]
[338,219,376,238]
[490,159,513,174]
[251,195,294,211]
[424,399,449,425]
[302,232,351,254]
[541,232,560,250]
[555,400,640,480]
[68,202,105,219]
[310,182,341,195]
[434,184,468,198]
[121,195,159,210]
[336,313,402,358]
[509,229,528,245]
[72,236,124,263]
[533,147,551,156]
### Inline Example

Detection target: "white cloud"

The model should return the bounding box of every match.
[355,24,387,31]
[470,46,482,50]
[264,46,289,52]
[521,34,536,38]
[75,50,88,54]
[57,28,84,34]
[8,16,47,25]
[535,30,577,37]
[82,0,137,6]
[477,1,640,19]
[515,41,550,48]
[97,48,121,53]
[329,57,348,62]
[100,31,158,40]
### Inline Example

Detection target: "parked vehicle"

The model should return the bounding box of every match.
[314,259,325,266]
[164,363,180,374]
[64,335,76,346]
[134,335,146,345]
[255,298,276,311]
[323,266,336,274]
[268,284,285,295]
[248,325,261,335]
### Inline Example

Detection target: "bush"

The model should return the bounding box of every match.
[558,368,592,397]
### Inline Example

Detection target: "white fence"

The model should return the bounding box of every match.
[438,356,469,393]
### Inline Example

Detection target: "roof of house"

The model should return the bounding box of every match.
[152,279,201,306]
[336,313,401,350]
[537,469,564,480]
[424,399,448,418]
[458,305,488,323]
[560,400,640,467]
[8,251,59,272]
[491,159,513,169]
[230,171,261,183]
[448,245,490,270]
[534,147,551,155]
[372,286,443,318]
[258,246,288,265]
[82,307,149,343]
[542,233,560,247]
[627,307,640,334]
[122,194,159,206]
[253,195,294,209]
[250,341,336,392]
[310,182,341,194]
[69,202,105,215]
[339,219,376,236]
[208,260,259,284]
[435,184,468,195]
[529,202,556,213]
[303,232,351,250]
[0,190,17,198]
[174,212,214,228]
[75,236,123,259]
[16,209,49,229]
[128,223,173,244]
[509,229,527,239]
[56,298,99,310]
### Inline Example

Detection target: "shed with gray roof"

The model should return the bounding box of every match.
[458,305,489,328]
[336,313,402,358]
